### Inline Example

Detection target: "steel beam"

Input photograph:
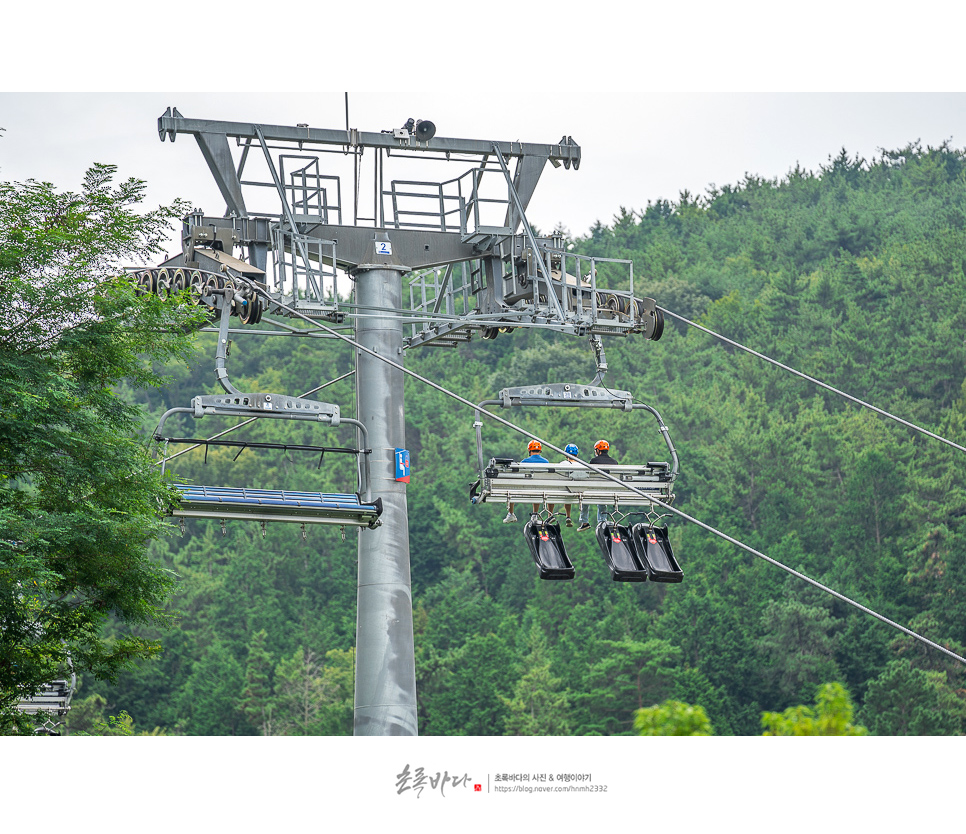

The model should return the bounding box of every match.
[506,154,547,234]
[194,132,248,218]
[159,109,581,167]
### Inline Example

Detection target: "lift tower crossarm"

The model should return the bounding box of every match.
[158,109,582,166]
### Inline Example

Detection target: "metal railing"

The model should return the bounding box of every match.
[271,228,341,315]
[280,155,343,224]
[384,164,512,238]
[407,262,477,341]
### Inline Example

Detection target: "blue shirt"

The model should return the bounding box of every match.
[522,453,549,463]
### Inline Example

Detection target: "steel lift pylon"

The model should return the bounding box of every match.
[154,107,658,735]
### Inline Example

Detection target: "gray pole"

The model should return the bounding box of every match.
[352,234,418,736]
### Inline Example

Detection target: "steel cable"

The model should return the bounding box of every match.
[232,277,966,666]
[659,306,966,456]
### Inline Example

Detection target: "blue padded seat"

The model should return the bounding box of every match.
[170,485,383,527]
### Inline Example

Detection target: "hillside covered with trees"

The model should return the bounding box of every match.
[71,141,966,736]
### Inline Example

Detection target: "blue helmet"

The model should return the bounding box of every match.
[564,443,579,456]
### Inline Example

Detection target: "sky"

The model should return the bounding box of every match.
[4,92,966,253]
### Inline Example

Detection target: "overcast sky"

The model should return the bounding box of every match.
[3,92,965,253]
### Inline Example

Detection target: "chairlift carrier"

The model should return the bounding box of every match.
[154,301,381,530]
[156,397,381,529]
[16,678,75,716]
[470,382,679,513]
[16,653,76,734]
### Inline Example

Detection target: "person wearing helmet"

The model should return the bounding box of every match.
[549,443,581,527]
[578,439,619,530]
[592,439,617,463]
[504,440,549,523]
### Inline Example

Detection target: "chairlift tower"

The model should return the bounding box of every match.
[155,107,662,735]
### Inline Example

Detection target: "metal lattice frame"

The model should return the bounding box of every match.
[155,108,662,346]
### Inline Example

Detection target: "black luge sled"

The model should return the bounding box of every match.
[630,523,683,583]
[524,518,575,580]
[596,522,649,582]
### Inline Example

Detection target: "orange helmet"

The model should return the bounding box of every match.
[527,440,542,453]
[594,439,610,453]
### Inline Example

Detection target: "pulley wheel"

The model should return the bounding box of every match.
[171,268,188,294]
[187,271,205,302]
[203,273,223,296]
[135,270,155,297]
[155,268,172,299]
[239,295,262,325]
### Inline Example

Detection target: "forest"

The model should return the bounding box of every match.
[66,141,966,736]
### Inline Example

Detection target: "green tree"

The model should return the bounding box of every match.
[313,647,355,736]
[756,597,841,703]
[63,691,111,735]
[502,625,571,736]
[634,700,714,736]
[571,638,681,735]
[420,629,517,736]
[858,658,965,736]
[0,165,202,732]
[175,641,247,735]
[66,690,170,735]
[671,666,745,736]
[273,646,326,735]
[761,682,868,736]
[273,645,355,736]
[240,629,276,735]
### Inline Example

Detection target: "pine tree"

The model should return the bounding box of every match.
[240,629,276,735]
[502,625,571,736]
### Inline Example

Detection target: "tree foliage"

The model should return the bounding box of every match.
[761,683,868,736]
[502,625,571,736]
[62,142,966,735]
[858,658,966,735]
[0,165,202,732]
[634,700,713,736]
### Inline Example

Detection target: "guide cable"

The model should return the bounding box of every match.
[659,306,966,456]
[231,274,966,666]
